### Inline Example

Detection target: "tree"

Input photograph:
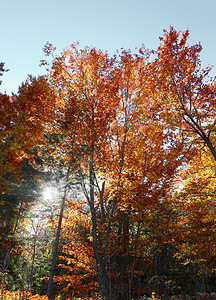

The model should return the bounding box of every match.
[149,26,216,161]
[0,75,56,191]
[47,167,70,299]
[43,43,120,299]
[0,158,45,286]
[172,149,216,294]
[0,75,57,287]
[43,42,189,300]
[2,27,216,298]
[0,62,8,85]
[53,199,97,298]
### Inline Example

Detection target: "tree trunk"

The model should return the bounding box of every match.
[89,155,108,299]
[1,201,23,274]
[128,213,142,299]
[47,168,70,299]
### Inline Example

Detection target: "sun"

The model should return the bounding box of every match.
[43,186,59,201]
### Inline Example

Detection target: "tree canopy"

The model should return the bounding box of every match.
[0,27,216,300]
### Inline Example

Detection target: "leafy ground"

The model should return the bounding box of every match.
[1,289,216,300]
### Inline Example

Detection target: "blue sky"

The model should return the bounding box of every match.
[1,0,216,95]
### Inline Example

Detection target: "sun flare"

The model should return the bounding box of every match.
[43,186,59,201]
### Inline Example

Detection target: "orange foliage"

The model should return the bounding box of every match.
[54,200,98,297]
[1,27,215,298]
[0,76,56,191]
[42,39,193,298]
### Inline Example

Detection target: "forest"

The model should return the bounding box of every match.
[0,27,216,300]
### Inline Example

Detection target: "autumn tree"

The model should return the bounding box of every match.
[1,27,216,299]
[43,43,120,299]
[135,27,216,295]
[42,42,191,300]
[170,148,216,294]
[149,26,216,161]
[0,75,57,284]
[0,75,56,189]
[0,62,8,85]
[53,199,97,298]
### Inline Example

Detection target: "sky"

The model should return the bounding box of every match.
[1,0,216,95]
